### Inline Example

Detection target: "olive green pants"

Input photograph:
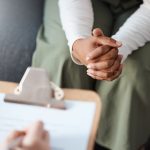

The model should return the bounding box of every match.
[32,0,150,149]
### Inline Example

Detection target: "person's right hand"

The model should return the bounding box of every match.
[0,121,50,150]
[86,28,123,81]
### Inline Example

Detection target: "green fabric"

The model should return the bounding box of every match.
[101,0,142,14]
[32,0,150,149]
[32,0,95,89]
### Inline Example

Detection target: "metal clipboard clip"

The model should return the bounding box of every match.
[4,67,65,109]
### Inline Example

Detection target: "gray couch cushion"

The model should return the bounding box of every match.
[0,0,44,82]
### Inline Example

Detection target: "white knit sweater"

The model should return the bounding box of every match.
[58,0,150,63]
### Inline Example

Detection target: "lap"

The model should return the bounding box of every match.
[95,6,150,150]
[32,1,150,149]
[32,0,95,88]
[95,42,150,150]
[32,0,113,88]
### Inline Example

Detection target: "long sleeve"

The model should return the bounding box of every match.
[58,0,94,64]
[112,0,150,62]
[59,0,150,64]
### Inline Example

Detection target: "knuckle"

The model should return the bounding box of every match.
[103,72,111,78]
[113,47,117,52]
[97,63,103,69]
[96,72,101,77]
[111,49,117,56]
[107,78,113,81]
[108,38,112,43]
[110,59,114,65]
[112,65,118,72]
[105,61,113,68]
[95,64,99,70]
[92,70,96,75]
[115,62,121,71]
[112,67,117,73]
[106,52,114,59]
[110,75,118,81]
[101,45,108,51]
[103,74,108,78]
[104,45,110,49]
[95,76,102,80]
[108,38,115,43]
[107,68,114,73]
[112,64,119,71]
[105,62,110,68]
[112,49,118,57]
[95,76,99,80]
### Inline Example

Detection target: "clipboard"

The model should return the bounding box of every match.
[0,81,101,150]
[4,68,66,109]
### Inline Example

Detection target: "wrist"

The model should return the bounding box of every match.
[72,39,84,62]
[72,39,83,52]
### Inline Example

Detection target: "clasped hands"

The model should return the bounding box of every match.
[73,28,123,81]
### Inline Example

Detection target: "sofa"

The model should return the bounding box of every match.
[0,0,44,82]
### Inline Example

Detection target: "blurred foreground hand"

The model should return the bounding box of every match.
[0,121,50,150]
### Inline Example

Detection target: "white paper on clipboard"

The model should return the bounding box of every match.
[0,94,96,150]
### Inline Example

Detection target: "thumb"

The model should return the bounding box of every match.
[92,28,104,37]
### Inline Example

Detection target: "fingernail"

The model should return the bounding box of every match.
[87,69,93,74]
[87,64,92,69]
[87,72,92,76]
[86,56,90,60]
[87,72,94,78]
[116,41,122,46]
[87,65,91,69]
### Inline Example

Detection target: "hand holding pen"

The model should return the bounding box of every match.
[0,121,50,150]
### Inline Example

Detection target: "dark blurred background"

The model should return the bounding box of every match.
[0,0,44,82]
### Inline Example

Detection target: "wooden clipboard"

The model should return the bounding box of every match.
[0,81,101,150]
